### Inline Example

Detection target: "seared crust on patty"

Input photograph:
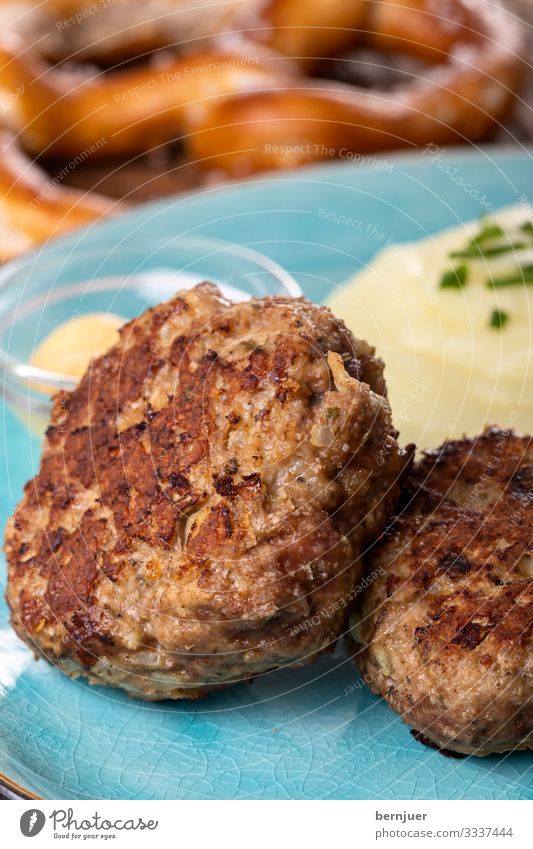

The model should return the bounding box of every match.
[5,283,407,699]
[353,428,533,755]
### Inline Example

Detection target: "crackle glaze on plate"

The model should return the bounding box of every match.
[1,150,533,800]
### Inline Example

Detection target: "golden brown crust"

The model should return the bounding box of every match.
[353,428,533,755]
[5,283,407,699]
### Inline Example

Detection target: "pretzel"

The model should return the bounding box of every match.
[189,0,525,175]
[0,35,291,158]
[0,133,116,262]
[0,0,524,257]
[238,0,369,69]
[0,0,245,62]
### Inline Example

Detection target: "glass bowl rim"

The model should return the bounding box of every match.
[0,235,302,394]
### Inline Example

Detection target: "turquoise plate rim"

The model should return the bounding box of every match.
[3,143,532,280]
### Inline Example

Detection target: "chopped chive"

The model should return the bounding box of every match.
[450,241,528,259]
[326,406,339,422]
[520,220,533,235]
[470,222,505,243]
[489,309,509,329]
[487,264,533,288]
[439,264,468,288]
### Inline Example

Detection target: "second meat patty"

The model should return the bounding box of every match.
[353,428,533,755]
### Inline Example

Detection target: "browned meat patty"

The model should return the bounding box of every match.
[5,283,408,700]
[352,428,533,755]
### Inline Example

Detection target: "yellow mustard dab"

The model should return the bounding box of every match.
[31,312,125,384]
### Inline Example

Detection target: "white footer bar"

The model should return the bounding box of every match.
[3,799,532,848]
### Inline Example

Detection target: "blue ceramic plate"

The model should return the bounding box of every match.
[1,149,533,800]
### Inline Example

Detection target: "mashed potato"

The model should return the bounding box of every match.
[327,205,533,449]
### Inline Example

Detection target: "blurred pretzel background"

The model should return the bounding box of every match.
[0,0,530,262]
[490,0,532,141]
